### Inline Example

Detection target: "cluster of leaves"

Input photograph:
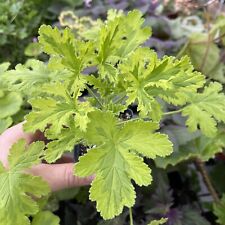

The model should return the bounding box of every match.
[2,7,225,225]
[24,10,174,219]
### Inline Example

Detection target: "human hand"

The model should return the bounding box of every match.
[0,122,93,191]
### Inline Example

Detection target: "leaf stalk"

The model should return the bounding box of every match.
[195,158,220,203]
[163,109,183,116]
[129,208,134,225]
[117,117,140,125]
[86,85,104,108]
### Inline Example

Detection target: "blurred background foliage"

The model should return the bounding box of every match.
[2,0,225,224]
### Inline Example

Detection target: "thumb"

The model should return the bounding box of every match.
[30,163,93,192]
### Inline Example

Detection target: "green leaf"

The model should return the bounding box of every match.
[182,82,225,137]
[213,194,225,225]
[38,25,94,85]
[0,140,50,225]
[184,33,222,80]
[0,91,23,119]
[98,10,151,63]
[75,110,172,219]
[24,82,92,134]
[2,59,71,96]
[97,10,151,82]
[160,125,201,151]
[31,211,60,225]
[44,119,81,163]
[155,132,225,168]
[0,117,13,134]
[0,62,10,74]
[25,42,43,57]
[86,75,127,114]
[38,25,75,56]
[148,218,167,225]
[120,48,204,121]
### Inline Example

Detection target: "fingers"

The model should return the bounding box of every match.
[30,163,94,192]
[0,122,33,145]
[0,123,92,191]
[0,122,44,146]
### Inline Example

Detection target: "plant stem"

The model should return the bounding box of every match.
[86,85,103,108]
[176,41,189,59]
[117,117,140,125]
[199,7,211,71]
[163,109,183,116]
[114,94,127,104]
[129,208,134,225]
[195,158,220,203]
[200,34,211,71]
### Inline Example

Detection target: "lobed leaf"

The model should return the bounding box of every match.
[155,132,225,168]
[2,59,71,96]
[120,48,205,121]
[38,25,95,89]
[182,82,225,137]
[75,110,172,219]
[0,140,50,225]
[24,82,92,134]
[97,10,151,81]
[184,33,225,82]
[44,119,81,163]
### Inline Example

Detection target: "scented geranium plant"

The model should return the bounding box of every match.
[1,9,225,225]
